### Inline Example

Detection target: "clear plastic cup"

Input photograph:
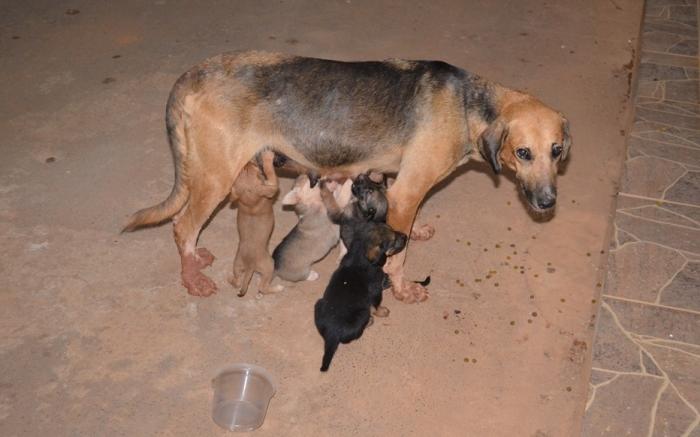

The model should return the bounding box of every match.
[211,364,276,432]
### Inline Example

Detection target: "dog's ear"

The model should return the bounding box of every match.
[561,116,572,161]
[385,232,407,256]
[478,119,508,174]
[281,188,300,205]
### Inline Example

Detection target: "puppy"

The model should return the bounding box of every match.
[272,175,353,282]
[228,151,280,296]
[314,217,407,372]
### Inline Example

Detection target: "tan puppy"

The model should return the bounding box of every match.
[229,151,280,297]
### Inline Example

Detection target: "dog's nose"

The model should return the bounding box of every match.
[537,197,556,209]
[536,187,557,210]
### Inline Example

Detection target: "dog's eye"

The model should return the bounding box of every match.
[515,148,531,161]
[552,143,563,159]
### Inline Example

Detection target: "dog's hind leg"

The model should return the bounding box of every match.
[257,256,283,294]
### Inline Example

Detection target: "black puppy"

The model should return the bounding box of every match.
[314,217,407,372]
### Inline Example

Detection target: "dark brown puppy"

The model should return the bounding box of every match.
[122,51,571,301]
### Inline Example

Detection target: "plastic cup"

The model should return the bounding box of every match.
[211,364,276,432]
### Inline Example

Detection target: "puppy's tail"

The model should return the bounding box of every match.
[122,77,190,232]
[320,337,339,372]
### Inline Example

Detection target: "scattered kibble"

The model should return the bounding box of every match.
[464,357,469,362]
[483,248,488,252]
[45,157,56,163]
[527,319,532,324]
[507,256,511,260]
[112,54,121,59]
[510,244,516,248]
[494,282,499,287]
[495,244,501,248]
[591,299,597,304]
[547,262,552,266]
[586,252,591,257]
[566,386,572,392]
[547,267,556,273]
[471,358,477,363]
[513,251,518,255]
[600,250,605,254]
[529,295,535,299]
[436,214,441,218]
[65,8,80,15]
[507,201,511,206]
[454,329,460,334]
[454,309,461,315]
[456,238,461,243]
[596,282,602,288]
[572,199,576,204]
[560,298,566,303]
[510,321,516,326]
[475,278,482,283]
[467,241,471,246]
[531,235,537,240]
[507,227,512,231]
[534,274,539,278]
[531,312,538,317]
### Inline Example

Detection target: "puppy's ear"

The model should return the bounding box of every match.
[281,188,300,205]
[385,232,407,256]
[478,119,508,174]
[366,246,387,266]
[561,116,572,161]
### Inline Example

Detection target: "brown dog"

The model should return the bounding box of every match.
[123,51,571,300]
[228,150,280,297]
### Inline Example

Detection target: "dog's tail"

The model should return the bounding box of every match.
[320,337,339,372]
[122,76,191,232]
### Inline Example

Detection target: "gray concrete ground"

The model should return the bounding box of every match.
[0,1,642,435]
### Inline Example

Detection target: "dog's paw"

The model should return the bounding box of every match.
[410,223,435,241]
[195,247,215,268]
[373,305,390,317]
[306,270,319,281]
[182,270,218,297]
[391,279,429,304]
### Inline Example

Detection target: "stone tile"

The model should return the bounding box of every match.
[606,242,686,302]
[669,39,699,56]
[663,203,700,223]
[639,100,700,117]
[668,5,698,26]
[642,31,685,53]
[590,369,617,386]
[616,195,656,209]
[688,424,700,436]
[665,171,700,204]
[631,121,700,148]
[686,68,699,79]
[645,6,666,18]
[652,385,697,437]
[639,62,689,81]
[616,213,700,254]
[646,339,700,356]
[605,297,700,344]
[582,374,664,436]
[644,18,698,37]
[647,0,691,6]
[620,157,686,198]
[620,205,698,227]
[661,262,700,311]
[645,343,700,408]
[641,51,698,68]
[636,106,700,130]
[665,79,699,103]
[592,304,642,372]
[615,226,639,246]
[642,350,663,376]
[629,137,700,167]
[638,81,665,99]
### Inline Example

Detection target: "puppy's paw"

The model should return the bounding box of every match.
[391,279,429,304]
[306,270,319,281]
[410,223,435,241]
[195,247,215,268]
[260,284,284,294]
[373,305,390,317]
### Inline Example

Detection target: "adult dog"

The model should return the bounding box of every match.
[123,50,571,301]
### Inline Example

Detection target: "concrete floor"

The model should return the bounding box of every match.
[0,1,642,435]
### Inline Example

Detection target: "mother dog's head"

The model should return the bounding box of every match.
[478,99,571,212]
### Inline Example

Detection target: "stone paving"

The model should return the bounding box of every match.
[582,0,700,435]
